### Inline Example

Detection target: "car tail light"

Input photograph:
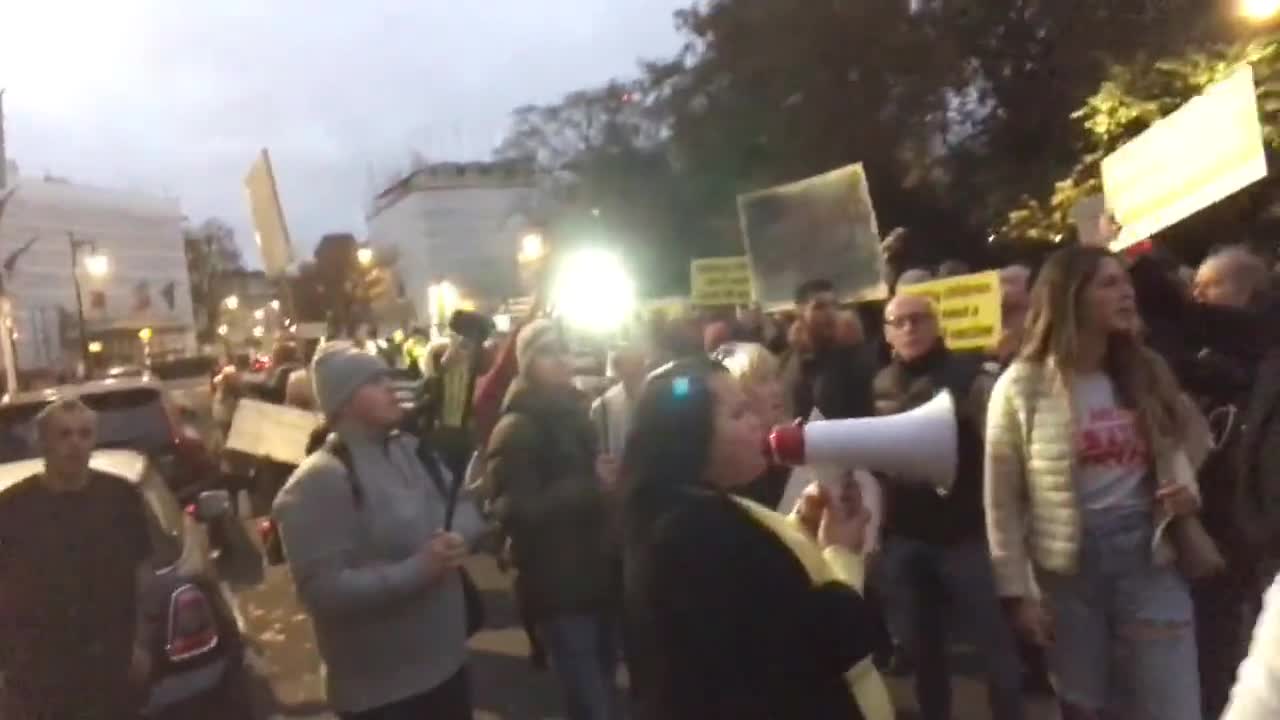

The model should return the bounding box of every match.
[257,518,275,544]
[166,584,219,661]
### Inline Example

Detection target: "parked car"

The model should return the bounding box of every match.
[0,449,263,718]
[0,378,220,504]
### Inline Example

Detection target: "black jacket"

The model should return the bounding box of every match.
[624,489,874,720]
[1235,348,1280,553]
[873,345,992,546]
[1130,255,1280,557]
[792,342,877,421]
[486,380,616,619]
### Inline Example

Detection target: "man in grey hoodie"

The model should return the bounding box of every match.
[273,341,484,719]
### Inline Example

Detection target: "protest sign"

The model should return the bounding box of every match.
[244,148,295,277]
[738,163,884,310]
[691,256,754,306]
[897,271,1002,351]
[1103,64,1267,250]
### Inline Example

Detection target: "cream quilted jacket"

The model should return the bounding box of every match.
[983,359,1208,598]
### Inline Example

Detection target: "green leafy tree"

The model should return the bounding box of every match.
[998,34,1280,247]
[183,218,245,340]
[926,0,1230,228]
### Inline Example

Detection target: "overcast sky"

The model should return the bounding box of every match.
[0,0,688,262]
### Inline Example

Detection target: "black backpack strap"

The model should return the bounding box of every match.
[416,446,460,531]
[325,436,364,509]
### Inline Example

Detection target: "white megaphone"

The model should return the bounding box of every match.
[767,389,958,494]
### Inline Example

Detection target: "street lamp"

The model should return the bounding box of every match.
[217,324,229,336]
[83,252,109,277]
[270,299,281,311]
[1241,0,1280,21]
[518,232,546,265]
[224,295,240,310]
[68,233,109,377]
[356,247,374,267]
[253,308,266,320]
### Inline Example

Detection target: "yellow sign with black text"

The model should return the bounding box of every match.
[897,271,1002,351]
[691,256,755,306]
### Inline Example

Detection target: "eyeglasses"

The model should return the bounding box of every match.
[884,312,935,331]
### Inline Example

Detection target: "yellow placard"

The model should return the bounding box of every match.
[1103,64,1267,250]
[897,271,1002,351]
[691,256,754,306]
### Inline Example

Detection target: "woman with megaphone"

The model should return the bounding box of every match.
[984,245,1214,720]
[619,357,892,720]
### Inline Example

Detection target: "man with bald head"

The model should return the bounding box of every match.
[1194,246,1270,310]
[871,293,1026,720]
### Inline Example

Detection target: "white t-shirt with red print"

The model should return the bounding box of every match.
[1071,373,1151,513]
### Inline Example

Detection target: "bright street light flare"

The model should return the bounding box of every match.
[552,248,635,334]
[1241,0,1280,21]
[83,252,110,278]
[356,247,374,266]
[224,295,240,310]
[253,308,266,320]
[252,326,265,338]
[270,299,281,311]
[217,324,229,336]
[87,341,103,353]
[518,233,546,264]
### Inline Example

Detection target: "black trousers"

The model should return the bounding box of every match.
[1193,568,1257,720]
[339,668,472,720]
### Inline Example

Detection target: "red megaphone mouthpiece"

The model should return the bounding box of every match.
[766,423,807,466]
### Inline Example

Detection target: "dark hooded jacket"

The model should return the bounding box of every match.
[485,379,617,618]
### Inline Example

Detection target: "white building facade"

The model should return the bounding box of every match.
[366,161,545,321]
[0,165,196,375]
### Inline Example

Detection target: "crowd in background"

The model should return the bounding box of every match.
[7,223,1280,720]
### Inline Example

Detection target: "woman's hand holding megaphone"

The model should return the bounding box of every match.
[792,478,870,553]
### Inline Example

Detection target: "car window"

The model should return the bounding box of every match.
[0,388,173,464]
[150,356,218,381]
[138,466,184,568]
[84,389,174,455]
[0,404,42,464]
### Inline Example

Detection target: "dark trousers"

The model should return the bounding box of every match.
[1192,569,1256,720]
[876,537,1026,720]
[338,668,471,720]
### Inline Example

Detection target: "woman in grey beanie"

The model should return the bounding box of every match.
[273,341,486,719]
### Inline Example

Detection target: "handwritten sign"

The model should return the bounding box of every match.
[738,163,885,309]
[691,256,754,306]
[225,399,322,466]
[897,271,1002,350]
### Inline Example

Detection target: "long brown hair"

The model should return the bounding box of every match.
[1020,246,1185,445]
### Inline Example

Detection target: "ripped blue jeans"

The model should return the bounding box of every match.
[1036,509,1200,720]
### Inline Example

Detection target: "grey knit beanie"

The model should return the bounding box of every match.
[515,320,566,378]
[311,341,392,418]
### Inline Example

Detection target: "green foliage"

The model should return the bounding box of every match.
[998,34,1280,243]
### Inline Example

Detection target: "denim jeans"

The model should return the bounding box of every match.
[876,537,1026,720]
[1037,510,1200,720]
[538,614,621,720]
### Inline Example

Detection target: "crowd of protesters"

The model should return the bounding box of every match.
[5,221,1280,720]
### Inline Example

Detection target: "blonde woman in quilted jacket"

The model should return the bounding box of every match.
[984,246,1207,720]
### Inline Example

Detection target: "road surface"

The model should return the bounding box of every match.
[233,555,1059,720]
